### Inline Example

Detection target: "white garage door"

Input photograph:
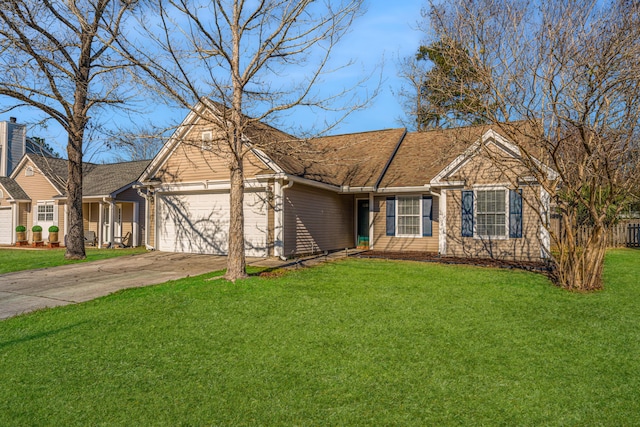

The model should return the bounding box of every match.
[157,191,268,256]
[0,208,12,245]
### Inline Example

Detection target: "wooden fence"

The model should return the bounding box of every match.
[549,219,640,248]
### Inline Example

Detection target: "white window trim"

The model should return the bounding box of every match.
[395,194,422,238]
[35,201,57,225]
[473,185,509,240]
[25,166,34,177]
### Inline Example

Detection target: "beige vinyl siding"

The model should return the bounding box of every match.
[13,159,62,238]
[83,203,101,235]
[444,147,543,261]
[283,185,353,256]
[116,187,146,245]
[120,203,133,245]
[156,127,272,183]
[18,204,28,230]
[0,184,10,207]
[446,187,541,261]
[56,204,65,240]
[14,159,61,202]
[372,196,440,252]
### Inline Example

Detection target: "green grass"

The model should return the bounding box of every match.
[0,249,639,425]
[0,247,148,274]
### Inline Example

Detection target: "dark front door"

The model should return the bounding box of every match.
[357,200,369,248]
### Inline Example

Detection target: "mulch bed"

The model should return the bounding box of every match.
[356,251,550,273]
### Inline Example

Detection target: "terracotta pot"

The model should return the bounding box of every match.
[49,232,59,243]
[33,231,42,242]
[16,231,26,242]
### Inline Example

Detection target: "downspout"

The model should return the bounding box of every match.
[277,178,294,260]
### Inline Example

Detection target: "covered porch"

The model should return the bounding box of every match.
[83,199,141,247]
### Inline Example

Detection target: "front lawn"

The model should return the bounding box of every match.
[0,247,147,274]
[0,249,638,425]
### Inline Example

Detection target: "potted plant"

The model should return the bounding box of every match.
[48,225,59,243]
[32,225,43,242]
[15,225,26,242]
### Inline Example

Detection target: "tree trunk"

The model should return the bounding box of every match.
[552,215,606,291]
[225,152,247,281]
[65,128,86,260]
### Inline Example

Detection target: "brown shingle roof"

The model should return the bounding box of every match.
[28,155,150,197]
[262,128,407,187]
[201,99,408,188]
[28,155,68,194]
[82,160,151,196]
[0,177,29,200]
[378,123,530,188]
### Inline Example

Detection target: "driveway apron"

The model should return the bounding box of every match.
[0,252,240,320]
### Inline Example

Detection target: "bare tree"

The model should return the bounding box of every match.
[119,0,367,280]
[420,0,640,290]
[109,124,166,162]
[0,0,136,259]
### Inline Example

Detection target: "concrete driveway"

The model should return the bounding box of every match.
[0,251,273,320]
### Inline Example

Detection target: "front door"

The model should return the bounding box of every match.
[357,200,370,249]
[102,204,110,243]
[103,204,122,244]
[36,202,55,240]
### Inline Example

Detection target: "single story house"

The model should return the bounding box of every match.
[138,101,550,261]
[0,153,149,246]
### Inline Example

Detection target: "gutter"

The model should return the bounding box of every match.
[273,173,341,193]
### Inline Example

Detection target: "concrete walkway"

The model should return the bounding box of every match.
[0,249,359,320]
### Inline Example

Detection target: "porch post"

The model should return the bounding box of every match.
[11,202,17,245]
[63,203,68,246]
[98,202,104,247]
[133,202,139,247]
[108,201,115,247]
[368,192,374,250]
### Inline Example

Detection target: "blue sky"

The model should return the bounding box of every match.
[0,1,425,161]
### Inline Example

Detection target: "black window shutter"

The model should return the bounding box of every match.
[386,197,395,236]
[422,196,433,237]
[509,189,523,238]
[461,191,474,237]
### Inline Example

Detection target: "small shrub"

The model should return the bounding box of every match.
[15,225,26,232]
[32,225,43,232]
[48,225,59,232]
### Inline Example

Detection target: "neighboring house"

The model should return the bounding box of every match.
[0,153,149,246]
[0,117,55,178]
[138,101,550,261]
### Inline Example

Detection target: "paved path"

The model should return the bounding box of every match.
[0,252,279,320]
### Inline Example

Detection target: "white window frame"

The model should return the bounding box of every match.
[25,166,34,177]
[36,201,56,224]
[395,195,422,238]
[473,185,509,240]
[201,131,213,151]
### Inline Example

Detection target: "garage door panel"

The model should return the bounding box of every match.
[157,192,267,256]
[0,208,12,244]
